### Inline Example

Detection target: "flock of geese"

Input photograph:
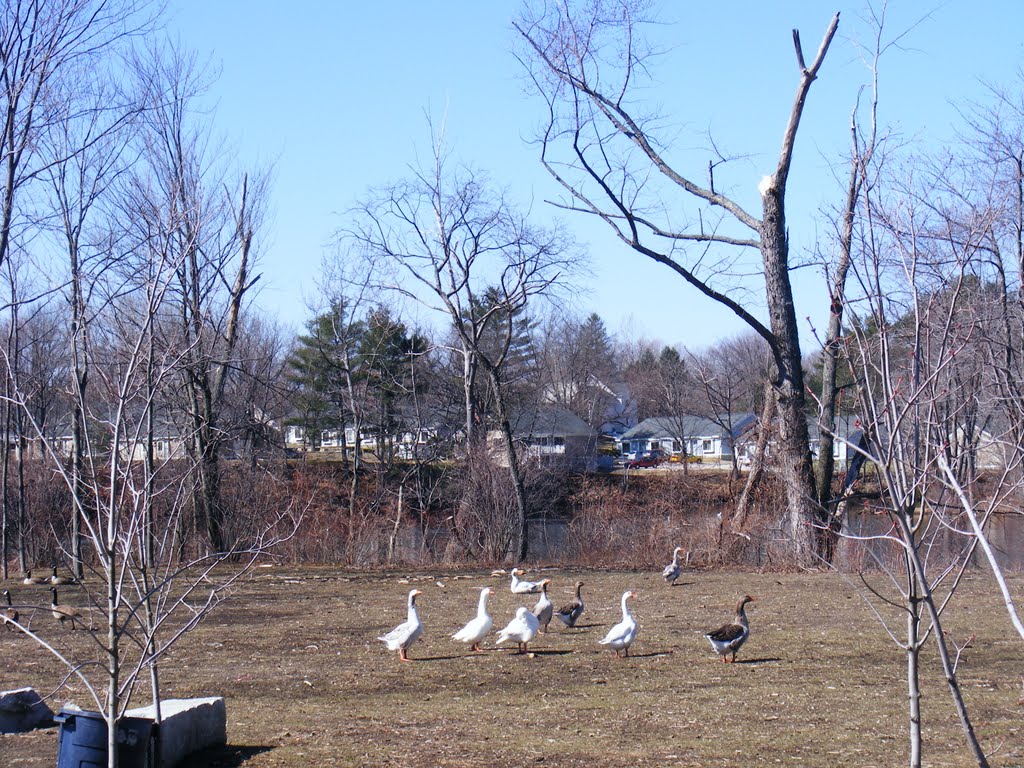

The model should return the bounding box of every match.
[2,566,92,632]
[3,556,753,662]
[378,553,755,664]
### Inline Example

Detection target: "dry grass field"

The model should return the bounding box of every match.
[1,566,1021,767]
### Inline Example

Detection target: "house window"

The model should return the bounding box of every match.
[553,436,565,446]
[672,439,681,452]
[702,439,713,453]
[650,440,660,450]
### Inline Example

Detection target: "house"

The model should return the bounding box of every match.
[620,414,756,463]
[492,406,599,469]
[24,413,191,463]
[736,414,858,469]
[596,380,637,438]
[285,422,444,460]
[540,379,637,439]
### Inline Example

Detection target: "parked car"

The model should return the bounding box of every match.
[623,449,668,469]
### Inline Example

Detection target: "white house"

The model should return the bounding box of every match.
[620,414,756,463]
[736,414,858,469]
[491,406,599,469]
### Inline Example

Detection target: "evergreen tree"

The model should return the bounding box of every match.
[286,302,365,450]
[358,307,429,458]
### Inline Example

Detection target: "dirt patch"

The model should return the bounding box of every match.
[1,567,1021,767]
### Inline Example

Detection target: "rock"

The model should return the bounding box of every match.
[125,697,226,768]
[0,687,55,733]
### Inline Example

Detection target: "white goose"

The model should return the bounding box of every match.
[599,590,638,658]
[509,568,542,594]
[377,588,424,662]
[531,580,553,634]
[452,587,494,652]
[662,546,684,585]
[495,607,540,654]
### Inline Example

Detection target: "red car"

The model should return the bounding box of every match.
[624,450,668,469]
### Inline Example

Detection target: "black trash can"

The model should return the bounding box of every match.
[55,708,157,768]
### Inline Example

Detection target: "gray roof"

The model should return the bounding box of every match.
[620,413,756,441]
[510,406,595,438]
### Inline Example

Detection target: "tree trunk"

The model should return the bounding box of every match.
[487,368,530,562]
[71,401,85,578]
[897,514,991,767]
[760,182,822,565]
[200,442,226,553]
[462,348,478,446]
[105,530,119,768]
[907,583,922,768]
[1,373,9,580]
[817,111,863,522]
[734,380,777,531]
[344,361,361,559]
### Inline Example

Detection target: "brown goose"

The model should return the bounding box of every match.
[50,587,90,631]
[531,580,553,634]
[22,570,47,586]
[554,581,585,628]
[704,595,754,662]
[2,589,18,629]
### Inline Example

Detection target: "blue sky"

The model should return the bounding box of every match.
[165,1,1024,352]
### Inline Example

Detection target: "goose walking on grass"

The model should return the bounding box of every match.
[2,589,18,629]
[50,587,90,630]
[495,607,540,654]
[554,581,585,628]
[452,587,493,652]
[531,580,553,634]
[509,568,542,594]
[705,595,754,663]
[599,591,638,658]
[378,589,424,662]
[662,546,684,586]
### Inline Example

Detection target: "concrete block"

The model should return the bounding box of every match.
[125,697,226,768]
[0,687,55,733]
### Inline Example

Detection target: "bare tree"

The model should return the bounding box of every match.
[812,4,902,519]
[0,0,151,275]
[515,2,841,564]
[536,311,619,431]
[42,71,140,578]
[649,345,698,471]
[1,258,296,768]
[130,42,267,553]
[348,134,576,561]
[0,0,152,580]
[0,280,67,574]
[690,332,769,480]
[840,150,997,768]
